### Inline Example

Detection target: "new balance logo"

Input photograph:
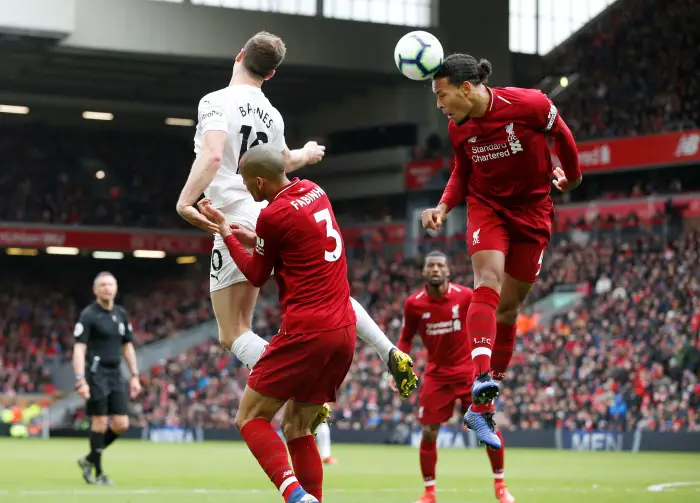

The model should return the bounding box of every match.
[283,470,293,478]
[422,312,431,319]
[675,133,700,158]
[472,228,481,245]
[468,136,477,143]
[255,236,265,255]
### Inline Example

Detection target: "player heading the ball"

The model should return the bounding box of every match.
[422,53,581,450]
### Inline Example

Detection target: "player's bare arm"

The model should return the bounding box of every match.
[176,130,227,234]
[198,198,257,247]
[548,115,582,192]
[422,150,471,231]
[282,141,326,173]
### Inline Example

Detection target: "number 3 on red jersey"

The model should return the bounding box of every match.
[314,208,343,262]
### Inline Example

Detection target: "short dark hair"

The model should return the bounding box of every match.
[424,250,448,265]
[433,54,492,87]
[93,271,116,285]
[242,31,286,79]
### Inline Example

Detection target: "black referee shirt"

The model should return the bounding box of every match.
[73,303,134,368]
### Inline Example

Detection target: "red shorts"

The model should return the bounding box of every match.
[418,375,473,425]
[247,325,356,405]
[466,196,555,283]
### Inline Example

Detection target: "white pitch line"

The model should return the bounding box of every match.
[647,481,700,492]
[0,488,457,497]
[0,486,660,497]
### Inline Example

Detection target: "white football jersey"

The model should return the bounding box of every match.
[194,84,287,213]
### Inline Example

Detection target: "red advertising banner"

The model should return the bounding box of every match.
[573,129,700,172]
[0,225,214,254]
[342,223,406,245]
[405,158,445,190]
[0,223,409,253]
[408,130,700,185]
[555,193,700,223]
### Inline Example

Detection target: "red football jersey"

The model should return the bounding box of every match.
[440,86,579,209]
[398,283,473,381]
[223,177,355,335]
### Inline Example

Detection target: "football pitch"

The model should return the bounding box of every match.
[0,438,698,502]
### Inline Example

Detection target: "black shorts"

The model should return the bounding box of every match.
[86,367,129,417]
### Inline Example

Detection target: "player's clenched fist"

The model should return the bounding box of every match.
[421,205,447,231]
[197,198,230,235]
[303,141,326,165]
[552,167,582,193]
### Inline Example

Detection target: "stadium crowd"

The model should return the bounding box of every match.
[0,265,213,396]
[543,0,699,140]
[2,0,699,434]
[2,1,698,233]
[63,226,700,433]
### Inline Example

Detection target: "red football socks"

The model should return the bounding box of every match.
[240,418,300,502]
[468,286,500,376]
[492,322,517,381]
[288,435,323,502]
[486,430,505,478]
[420,439,438,492]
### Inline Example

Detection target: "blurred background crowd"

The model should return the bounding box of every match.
[1,0,698,437]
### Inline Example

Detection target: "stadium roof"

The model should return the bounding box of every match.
[0,35,401,120]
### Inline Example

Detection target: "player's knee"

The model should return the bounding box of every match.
[280,418,308,442]
[218,330,235,351]
[111,416,129,434]
[219,337,233,352]
[495,302,520,326]
[474,268,503,292]
[218,325,251,352]
[91,416,108,433]
[234,411,250,431]
[422,425,439,442]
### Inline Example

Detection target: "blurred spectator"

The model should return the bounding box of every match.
[544,0,699,140]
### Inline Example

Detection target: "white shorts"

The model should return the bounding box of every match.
[209,197,267,293]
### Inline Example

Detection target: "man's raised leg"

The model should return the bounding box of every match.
[211,281,268,368]
[464,250,505,449]
[492,274,532,382]
[235,387,316,503]
[282,400,326,502]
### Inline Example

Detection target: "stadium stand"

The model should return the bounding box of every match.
[55,226,699,432]
[1,0,699,446]
[541,0,699,140]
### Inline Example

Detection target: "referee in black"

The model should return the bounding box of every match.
[73,271,141,485]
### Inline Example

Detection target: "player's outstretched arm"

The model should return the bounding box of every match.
[219,210,277,287]
[422,152,471,231]
[283,141,326,173]
[176,131,227,234]
[548,115,582,192]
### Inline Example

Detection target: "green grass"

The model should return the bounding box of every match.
[0,438,698,502]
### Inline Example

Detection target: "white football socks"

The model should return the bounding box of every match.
[230,331,268,369]
[350,297,394,363]
[315,422,332,459]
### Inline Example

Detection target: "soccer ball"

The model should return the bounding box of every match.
[394,31,444,81]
